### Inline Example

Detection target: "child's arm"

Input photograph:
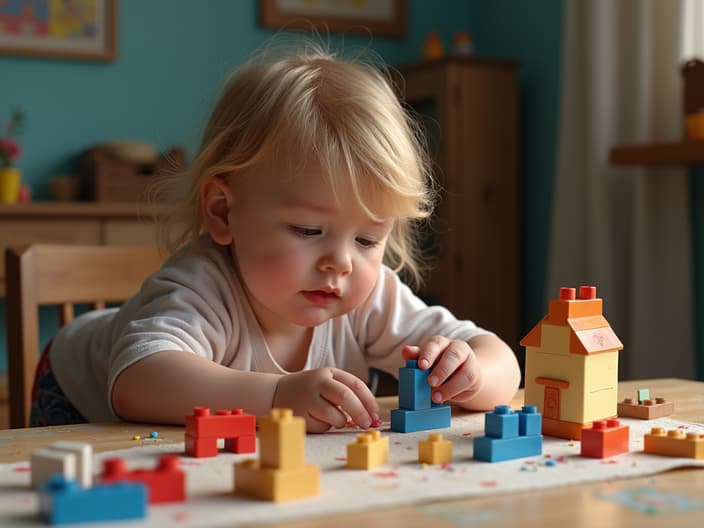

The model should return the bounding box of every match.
[111,351,379,432]
[403,333,520,411]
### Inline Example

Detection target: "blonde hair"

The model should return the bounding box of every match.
[152,39,435,288]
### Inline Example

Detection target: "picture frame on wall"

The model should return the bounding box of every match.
[0,0,117,62]
[260,0,407,38]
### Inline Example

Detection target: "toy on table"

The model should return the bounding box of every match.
[423,31,444,60]
[100,455,185,503]
[580,418,629,458]
[390,359,451,433]
[418,433,453,465]
[31,441,93,489]
[473,405,543,463]
[617,388,675,419]
[235,408,319,502]
[347,430,389,470]
[643,427,704,459]
[40,475,146,525]
[185,406,256,457]
[521,286,623,440]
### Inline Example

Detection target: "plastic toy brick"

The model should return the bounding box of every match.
[473,405,543,463]
[31,448,76,490]
[234,408,320,502]
[47,441,93,489]
[391,359,451,433]
[101,455,185,503]
[184,406,256,458]
[391,404,451,433]
[398,360,431,410]
[637,388,650,403]
[643,427,704,459]
[580,418,629,458]
[39,474,147,525]
[418,433,453,465]
[617,396,675,420]
[347,430,389,470]
[234,459,320,502]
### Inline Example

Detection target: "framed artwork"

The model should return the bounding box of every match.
[0,0,117,62]
[260,0,407,38]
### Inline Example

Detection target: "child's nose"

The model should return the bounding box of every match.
[318,247,352,276]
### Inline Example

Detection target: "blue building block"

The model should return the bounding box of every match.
[40,474,147,525]
[398,360,431,410]
[518,405,541,436]
[390,403,451,433]
[485,405,519,438]
[473,433,543,462]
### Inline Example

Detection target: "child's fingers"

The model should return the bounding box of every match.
[308,403,348,431]
[402,345,420,360]
[415,336,450,370]
[325,369,379,428]
[431,368,477,403]
[427,340,470,389]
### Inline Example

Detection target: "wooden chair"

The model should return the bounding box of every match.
[5,244,163,429]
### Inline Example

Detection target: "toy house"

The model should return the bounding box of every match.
[520,286,623,439]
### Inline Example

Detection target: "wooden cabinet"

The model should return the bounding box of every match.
[397,58,520,350]
[0,202,164,297]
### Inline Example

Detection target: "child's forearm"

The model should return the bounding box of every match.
[456,334,521,411]
[111,350,281,425]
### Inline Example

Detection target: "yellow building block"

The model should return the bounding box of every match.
[234,459,320,502]
[418,433,452,465]
[347,430,389,470]
[259,408,305,470]
[644,428,704,459]
[536,324,572,356]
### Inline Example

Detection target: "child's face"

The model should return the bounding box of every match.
[226,162,393,333]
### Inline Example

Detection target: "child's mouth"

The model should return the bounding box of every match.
[302,290,340,306]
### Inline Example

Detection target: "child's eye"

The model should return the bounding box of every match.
[356,237,379,249]
[290,225,322,237]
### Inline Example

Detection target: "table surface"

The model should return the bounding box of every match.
[1,378,702,528]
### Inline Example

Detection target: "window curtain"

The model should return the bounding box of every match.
[548,0,700,379]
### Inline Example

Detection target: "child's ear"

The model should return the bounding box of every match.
[201,176,234,245]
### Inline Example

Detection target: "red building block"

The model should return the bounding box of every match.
[580,418,630,458]
[185,407,256,458]
[101,455,185,504]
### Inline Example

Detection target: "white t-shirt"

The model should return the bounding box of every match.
[50,238,492,421]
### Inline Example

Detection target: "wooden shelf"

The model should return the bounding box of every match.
[610,140,704,166]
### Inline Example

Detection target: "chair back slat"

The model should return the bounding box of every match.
[6,244,163,428]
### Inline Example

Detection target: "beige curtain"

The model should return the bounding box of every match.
[548,0,699,379]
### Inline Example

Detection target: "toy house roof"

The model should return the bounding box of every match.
[520,286,624,355]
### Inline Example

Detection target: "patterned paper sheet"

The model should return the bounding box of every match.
[0,414,702,527]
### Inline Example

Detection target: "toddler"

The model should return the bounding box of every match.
[32,41,520,432]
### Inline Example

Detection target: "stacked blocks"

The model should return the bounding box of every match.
[31,441,93,490]
[473,405,543,462]
[347,430,389,470]
[39,474,147,525]
[185,406,256,457]
[101,455,185,503]
[234,408,320,502]
[580,418,629,458]
[617,389,675,420]
[390,360,451,433]
[644,427,704,459]
[418,433,453,465]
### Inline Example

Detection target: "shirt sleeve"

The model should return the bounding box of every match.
[350,266,494,374]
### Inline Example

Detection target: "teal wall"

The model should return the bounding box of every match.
[0,0,565,373]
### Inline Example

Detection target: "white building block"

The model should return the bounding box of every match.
[31,449,75,489]
[49,441,93,488]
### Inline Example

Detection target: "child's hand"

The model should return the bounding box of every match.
[403,337,482,404]
[273,368,380,433]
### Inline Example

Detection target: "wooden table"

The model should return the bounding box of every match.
[1,378,702,527]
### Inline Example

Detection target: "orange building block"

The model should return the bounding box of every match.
[643,428,704,459]
[617,397,674,420]
[234,409,319,502]
[580,418,629,458]
[346,430,389,470]
[418,433,452,465]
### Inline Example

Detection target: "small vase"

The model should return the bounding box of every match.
[0,167,21,204]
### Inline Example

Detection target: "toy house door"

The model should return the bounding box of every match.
[543,386,561,419]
